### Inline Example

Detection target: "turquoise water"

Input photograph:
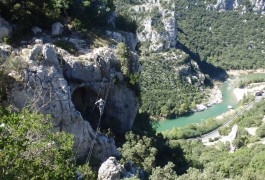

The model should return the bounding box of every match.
[157,73,265,132]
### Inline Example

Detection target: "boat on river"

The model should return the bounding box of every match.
[227,105,233,109]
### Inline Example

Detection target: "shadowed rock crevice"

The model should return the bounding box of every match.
[71,86,101,130]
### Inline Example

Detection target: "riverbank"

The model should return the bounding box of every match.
[233,83,265,101]
[194,86,222,112]
[157,72,265,132]
[228,69,265,76]
[227,69,265,101]
[229,70,265,101]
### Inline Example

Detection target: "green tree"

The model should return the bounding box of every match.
[119,132,157,174]
[149,162,178,180]
[0,108,76,179]
[116,42,132,77]
[256,124,265,138]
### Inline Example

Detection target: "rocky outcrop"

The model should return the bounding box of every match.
[252,0,265,14]
[3,40,139,162]
[98,157,124,180]
[105,31,138,51]
[52,22,64,36]
[207,0,239,11]
[126,0,177,52]
[207,0,265,14]
[0,44,12,60]
[178,60,205,85]
[0,16,12,41]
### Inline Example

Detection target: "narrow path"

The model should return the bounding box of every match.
[189,97,262,141]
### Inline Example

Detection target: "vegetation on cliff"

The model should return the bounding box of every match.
[139,52,204,117]
[0,107,97,179]
[176,0,265,70]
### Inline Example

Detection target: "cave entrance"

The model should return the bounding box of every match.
[71,87,101,130]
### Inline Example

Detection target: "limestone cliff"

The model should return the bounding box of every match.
[116,0,177,53]
[0,34,140,163]
[206,0,265,14]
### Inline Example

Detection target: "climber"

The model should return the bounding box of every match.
[95,98,105,115]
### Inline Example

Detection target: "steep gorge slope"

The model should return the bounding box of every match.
[177,0,265,70]
[115,0,211,118]
[0,29,140,164]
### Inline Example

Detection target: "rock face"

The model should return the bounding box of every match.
[106,31,138,51]
[98,157,124,180]
[0,44,12,60]
[207,0,239,11]
[3,40,139,163]
[0,16,12,41]
[252,0,265,14]
[207,0,265,14]
[178,60,205,85]
[126,0,177,52]
[52,22,64,36]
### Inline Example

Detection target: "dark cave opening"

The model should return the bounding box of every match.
[71,86,101,130]
[72,86,123,138]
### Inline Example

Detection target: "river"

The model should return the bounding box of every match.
[157,73,265,132]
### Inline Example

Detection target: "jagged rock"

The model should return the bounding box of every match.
[34,38,44,44]
[31,26,42,35]
[5,42,139,162]
[106,31,138,51]
[207,0,265,14]
[98,157,124,180]
[121,32,138,51]
[0,44,12,60]
[0,16,12,41]
[52,22,64,36]
[178,60,205,85]
[252,0,265,14]
[106,31,126,44]
[131,0,177,52]
[196,104,207,112]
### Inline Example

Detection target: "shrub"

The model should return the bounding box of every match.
[256,124,265,138]
[0,108,76,179]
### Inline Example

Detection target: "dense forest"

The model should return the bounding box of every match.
[139,50,205,118]
[176,0,265,70]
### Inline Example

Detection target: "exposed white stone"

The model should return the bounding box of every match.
[98,157,124,180]
[132,0,177,52]
[106,31,138,51]
[33,38,43,44]
[252,0,265,14]
[207,0,265,14]
[0,44,12,59]
[196,104,208,112]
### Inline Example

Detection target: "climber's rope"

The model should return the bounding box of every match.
[86,77,113,165]
[88,80,105,119]
[76,80,104,152]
